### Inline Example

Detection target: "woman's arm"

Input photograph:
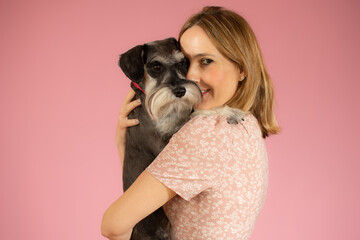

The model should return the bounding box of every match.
[101,170,177,240]
[115,90,141,167]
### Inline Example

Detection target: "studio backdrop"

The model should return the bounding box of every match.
[1,0,359,239]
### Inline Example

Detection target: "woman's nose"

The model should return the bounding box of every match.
[186,65,199,83]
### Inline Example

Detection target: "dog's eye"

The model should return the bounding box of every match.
[177,59,189,69]
[151,62,163,72]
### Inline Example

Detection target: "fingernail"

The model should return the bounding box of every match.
[137,99,141,104]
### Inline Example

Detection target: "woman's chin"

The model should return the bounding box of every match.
[194,102,213,110]
[194,103,205,110]
[195,95,212,110]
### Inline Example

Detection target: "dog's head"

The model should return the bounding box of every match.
[119,38,190,94]
[119,38,202,125]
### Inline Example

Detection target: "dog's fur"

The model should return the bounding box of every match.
[118,37,244,240]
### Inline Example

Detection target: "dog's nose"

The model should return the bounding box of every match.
[173,87,186,98]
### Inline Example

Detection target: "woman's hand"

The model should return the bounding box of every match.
[116,89,142,166]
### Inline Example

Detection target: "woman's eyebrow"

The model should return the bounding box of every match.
[194,53,215,58]
[185,53,216,59]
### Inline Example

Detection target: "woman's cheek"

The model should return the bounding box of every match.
[207,68,223,86]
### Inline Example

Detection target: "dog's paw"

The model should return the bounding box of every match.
[154,228,171,240]
[225,107,245,124]
[227,116,241,124]
[191,106,245,124]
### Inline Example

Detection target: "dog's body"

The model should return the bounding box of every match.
[118,38,244,240]
[119,38,201,240]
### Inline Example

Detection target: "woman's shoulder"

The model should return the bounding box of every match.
[176,111,261,139]
[178,114,227,134]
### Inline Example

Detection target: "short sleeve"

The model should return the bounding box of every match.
[147,115,231,201]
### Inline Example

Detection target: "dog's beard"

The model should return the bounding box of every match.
[145,83,202,137]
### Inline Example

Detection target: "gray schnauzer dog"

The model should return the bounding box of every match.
[118,37,244,240]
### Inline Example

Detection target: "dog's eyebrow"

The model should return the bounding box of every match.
[150,56,172,63]
[150,54,184,64]
[172,50,185,61]
[147,50,185,63]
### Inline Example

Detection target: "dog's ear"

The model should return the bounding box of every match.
[169,37,181,50]
[119,44,145,83]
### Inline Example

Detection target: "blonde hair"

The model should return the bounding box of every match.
[179,6,280,138]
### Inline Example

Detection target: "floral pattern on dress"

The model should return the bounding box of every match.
[147,113,268,240]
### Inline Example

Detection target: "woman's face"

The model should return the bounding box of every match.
[180,25,243,110]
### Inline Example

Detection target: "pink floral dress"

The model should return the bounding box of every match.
[147,113,268,240]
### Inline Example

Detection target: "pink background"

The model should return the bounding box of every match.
[1,0,359,239]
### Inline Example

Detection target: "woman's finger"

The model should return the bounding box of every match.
[123,89,136,104]
[117,89,142,131]
[119,99,141,118]
[117,117,139,135]
[118,103,141,127]
[118,115,140,127]
[124,118,140,127]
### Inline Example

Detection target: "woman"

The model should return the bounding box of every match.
[102,6,279,240]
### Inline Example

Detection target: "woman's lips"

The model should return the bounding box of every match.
[201,89,210,96]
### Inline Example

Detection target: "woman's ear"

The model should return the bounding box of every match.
[239,67,247,82]
[240,74,247,81]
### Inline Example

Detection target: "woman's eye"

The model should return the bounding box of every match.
[201,58,213,65]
